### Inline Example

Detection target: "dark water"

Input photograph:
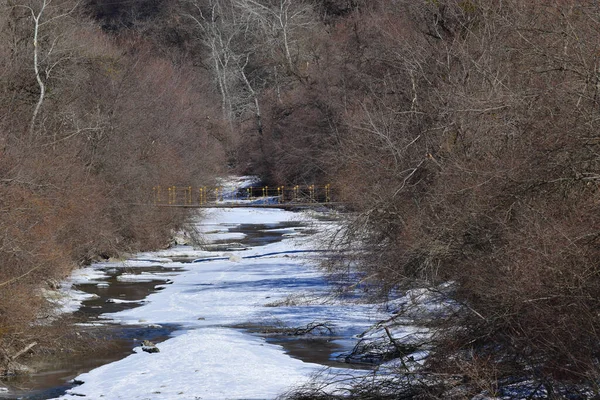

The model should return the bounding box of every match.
[203,221,309,251]
[0,266,180,400]
[231,323,373,371]
[73,266,182,318]
[226,222,305,247]
[1,219,357,399]
[268,336,368,369]
[1,324,176,400]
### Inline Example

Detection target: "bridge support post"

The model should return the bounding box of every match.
[153,186,162,205]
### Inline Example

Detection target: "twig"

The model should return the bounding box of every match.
[0,265,44,288]
[11,342,37,361]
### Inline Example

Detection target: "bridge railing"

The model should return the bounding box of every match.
[151,184,333,206]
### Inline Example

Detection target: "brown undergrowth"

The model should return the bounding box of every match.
[0,1,225,374]
[310,1,600,397]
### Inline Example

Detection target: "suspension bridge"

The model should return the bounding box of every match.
[150,184,340,209]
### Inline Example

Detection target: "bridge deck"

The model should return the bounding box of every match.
[150,202,345,210]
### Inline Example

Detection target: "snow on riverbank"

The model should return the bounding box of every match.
[52,207,386,400]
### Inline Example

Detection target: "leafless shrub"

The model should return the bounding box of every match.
[302,0,600,396]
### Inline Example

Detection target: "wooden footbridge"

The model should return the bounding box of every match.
[151,184,340,209]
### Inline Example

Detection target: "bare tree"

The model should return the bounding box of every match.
[234,0,316,75]
[182,0,243,122]
[8,0,81,138]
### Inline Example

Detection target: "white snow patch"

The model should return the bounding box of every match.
[105,298,146,304]
[58,328,324,400]
[201,207,305,226]
[43,288,98,315]
[116,273,176,283]
[68,266,109,284]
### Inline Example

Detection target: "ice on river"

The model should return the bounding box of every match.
[61,328,321,400]
[53,207,383,400]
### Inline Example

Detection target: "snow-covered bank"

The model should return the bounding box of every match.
[50,207,390,400]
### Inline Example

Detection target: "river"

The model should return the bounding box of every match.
[1,206,396,400]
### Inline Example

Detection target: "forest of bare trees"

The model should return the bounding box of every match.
[2,0,600,397]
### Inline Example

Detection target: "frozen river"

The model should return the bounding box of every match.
[23,206,389,400]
